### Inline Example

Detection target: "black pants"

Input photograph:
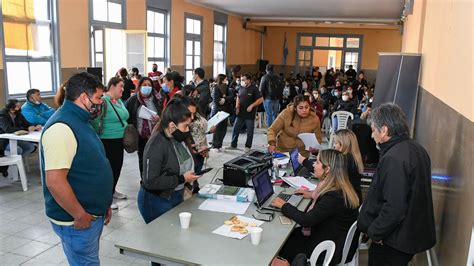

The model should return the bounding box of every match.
[138,136,149,176]
[101,138,124,193]
[369,243,413,266]
[212,119,228,149]
[231,117,255,148]
[278,229,319,263]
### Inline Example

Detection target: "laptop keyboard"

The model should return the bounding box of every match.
[277,193,292,201]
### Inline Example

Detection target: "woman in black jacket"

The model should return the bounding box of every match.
[211,74,233,151]
[271,149,360,264]
[125,77,163,175]
[300,129,363,201]
[138,100,200,224]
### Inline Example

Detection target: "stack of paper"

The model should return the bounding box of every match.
[298,133,324,150]
[198,199,251,214]
[282,176,317,191]
[212,216,264,240]
[206,111,229,132]
[138,106,157,120]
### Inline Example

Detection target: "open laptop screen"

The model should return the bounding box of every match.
[252,169,273,207]
[290,148,300,173]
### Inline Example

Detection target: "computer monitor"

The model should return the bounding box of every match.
[290,148,300,173]
[252,168,274,208]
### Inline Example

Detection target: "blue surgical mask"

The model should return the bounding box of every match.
[161,84,170,93]
[141,86,152,96]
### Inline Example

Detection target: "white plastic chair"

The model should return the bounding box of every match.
[336,221,359,266]
[0,155,28,191]
[309,240,336,266]
[329,111,354,148]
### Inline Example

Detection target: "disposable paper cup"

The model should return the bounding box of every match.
[179,212,192,229]
[250,227,263,245]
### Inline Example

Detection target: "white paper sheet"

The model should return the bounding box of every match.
[275,157,290,165]
[298,133,323,150]
[138,106,157,120]
[212,215,264,239]
[198,199,251,214]
[206,111,229,132]
[282,176,317,191]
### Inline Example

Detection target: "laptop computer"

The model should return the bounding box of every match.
[252,167,303,211]
[289,148,312,177]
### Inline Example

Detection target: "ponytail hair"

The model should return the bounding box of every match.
[164,71,185,90]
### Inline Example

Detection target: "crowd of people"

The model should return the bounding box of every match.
[0,61,436,265]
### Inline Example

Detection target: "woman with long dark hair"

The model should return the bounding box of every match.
[211,74,233,152]
[125,77,163,175]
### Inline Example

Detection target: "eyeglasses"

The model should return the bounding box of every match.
[252,209,274,222]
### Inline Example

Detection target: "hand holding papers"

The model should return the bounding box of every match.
[138,106,157,120]
[298,133,323,151]
[206,111,229,133]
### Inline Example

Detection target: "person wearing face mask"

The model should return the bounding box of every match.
[267,95,322,157]
[280,78,297,112]
[228,75,241,126]
[211,74,233,152]
[271,149,360,264]
[0,99,42,155]
[192,68,211,117]
[40,72,113,265]
[147,63,163,91]
[91,77,130,209]
[228,74,263,152]
[162,71,184,108]
[332,91,356,130]
[116,67,135,101]
[310,89,324,123]
[21,89,56,126]
[125,77,163,175]
[138,100,200,224]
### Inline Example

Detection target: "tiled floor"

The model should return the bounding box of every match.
[0,127,276,265]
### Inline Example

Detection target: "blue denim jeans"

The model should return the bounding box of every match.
[5,141,36,155]
[137,187,184,224]
[263,99,280,127]
[51,217,104,266]
[231,117,255,148]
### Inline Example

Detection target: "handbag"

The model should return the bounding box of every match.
[109,100,139,153]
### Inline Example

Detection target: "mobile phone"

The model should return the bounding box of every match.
[196,168,213,176]
[279,215,292,225]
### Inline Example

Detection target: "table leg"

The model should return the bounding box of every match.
[9,139,19,181]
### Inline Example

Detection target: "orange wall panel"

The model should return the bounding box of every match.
[126,0,146,30]
[227,15,262,65]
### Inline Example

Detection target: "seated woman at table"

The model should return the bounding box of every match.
[271,149,360,264]
[138,99,201,224]
[267,95,322,157]
[299,129,363,201]
[0,99,42,155]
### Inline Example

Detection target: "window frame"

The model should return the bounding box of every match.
[295,33,364,74]
[213,23,226,78]
[184,13,203,83]
[0,0,61,99]
[89,0,126,29]
[146,7,169,71]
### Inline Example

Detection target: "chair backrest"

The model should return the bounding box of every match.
[338,221,358,264]
[309,240,336,266]
[331,111,354,131]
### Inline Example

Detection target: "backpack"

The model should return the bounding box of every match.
[268,75,284,100]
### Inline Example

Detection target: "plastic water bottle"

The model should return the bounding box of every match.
[271,160,279,180]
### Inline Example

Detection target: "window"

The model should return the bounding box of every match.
[344,52,359,71]
[184,15,202,83]
[300,36,313,46]
[298,50,311,67]
[213,24,226,78]
[91,0,124,25]
[346,38,360,48]
[2,0,59,97]
[147,9,168,72]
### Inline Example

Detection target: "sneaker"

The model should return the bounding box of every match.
[111,203,118,210]
[244,147,251,153]
[113,191,128,199]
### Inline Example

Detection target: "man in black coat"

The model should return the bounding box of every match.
[192,68,211,117]
[358,103,436,265]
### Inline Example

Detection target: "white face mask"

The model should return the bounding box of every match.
[342,95,349,101]
[224,80,229,85]
[240,81,246,87]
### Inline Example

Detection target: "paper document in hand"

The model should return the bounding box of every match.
[206,111,229,132]
[282,176,317,191]
[298,133,323,150]
[212,215,264,240]
[138,106,157,120]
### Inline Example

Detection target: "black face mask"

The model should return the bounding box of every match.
[152,67,158,72]
[172,128,191,142]
[85,97,102,119]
